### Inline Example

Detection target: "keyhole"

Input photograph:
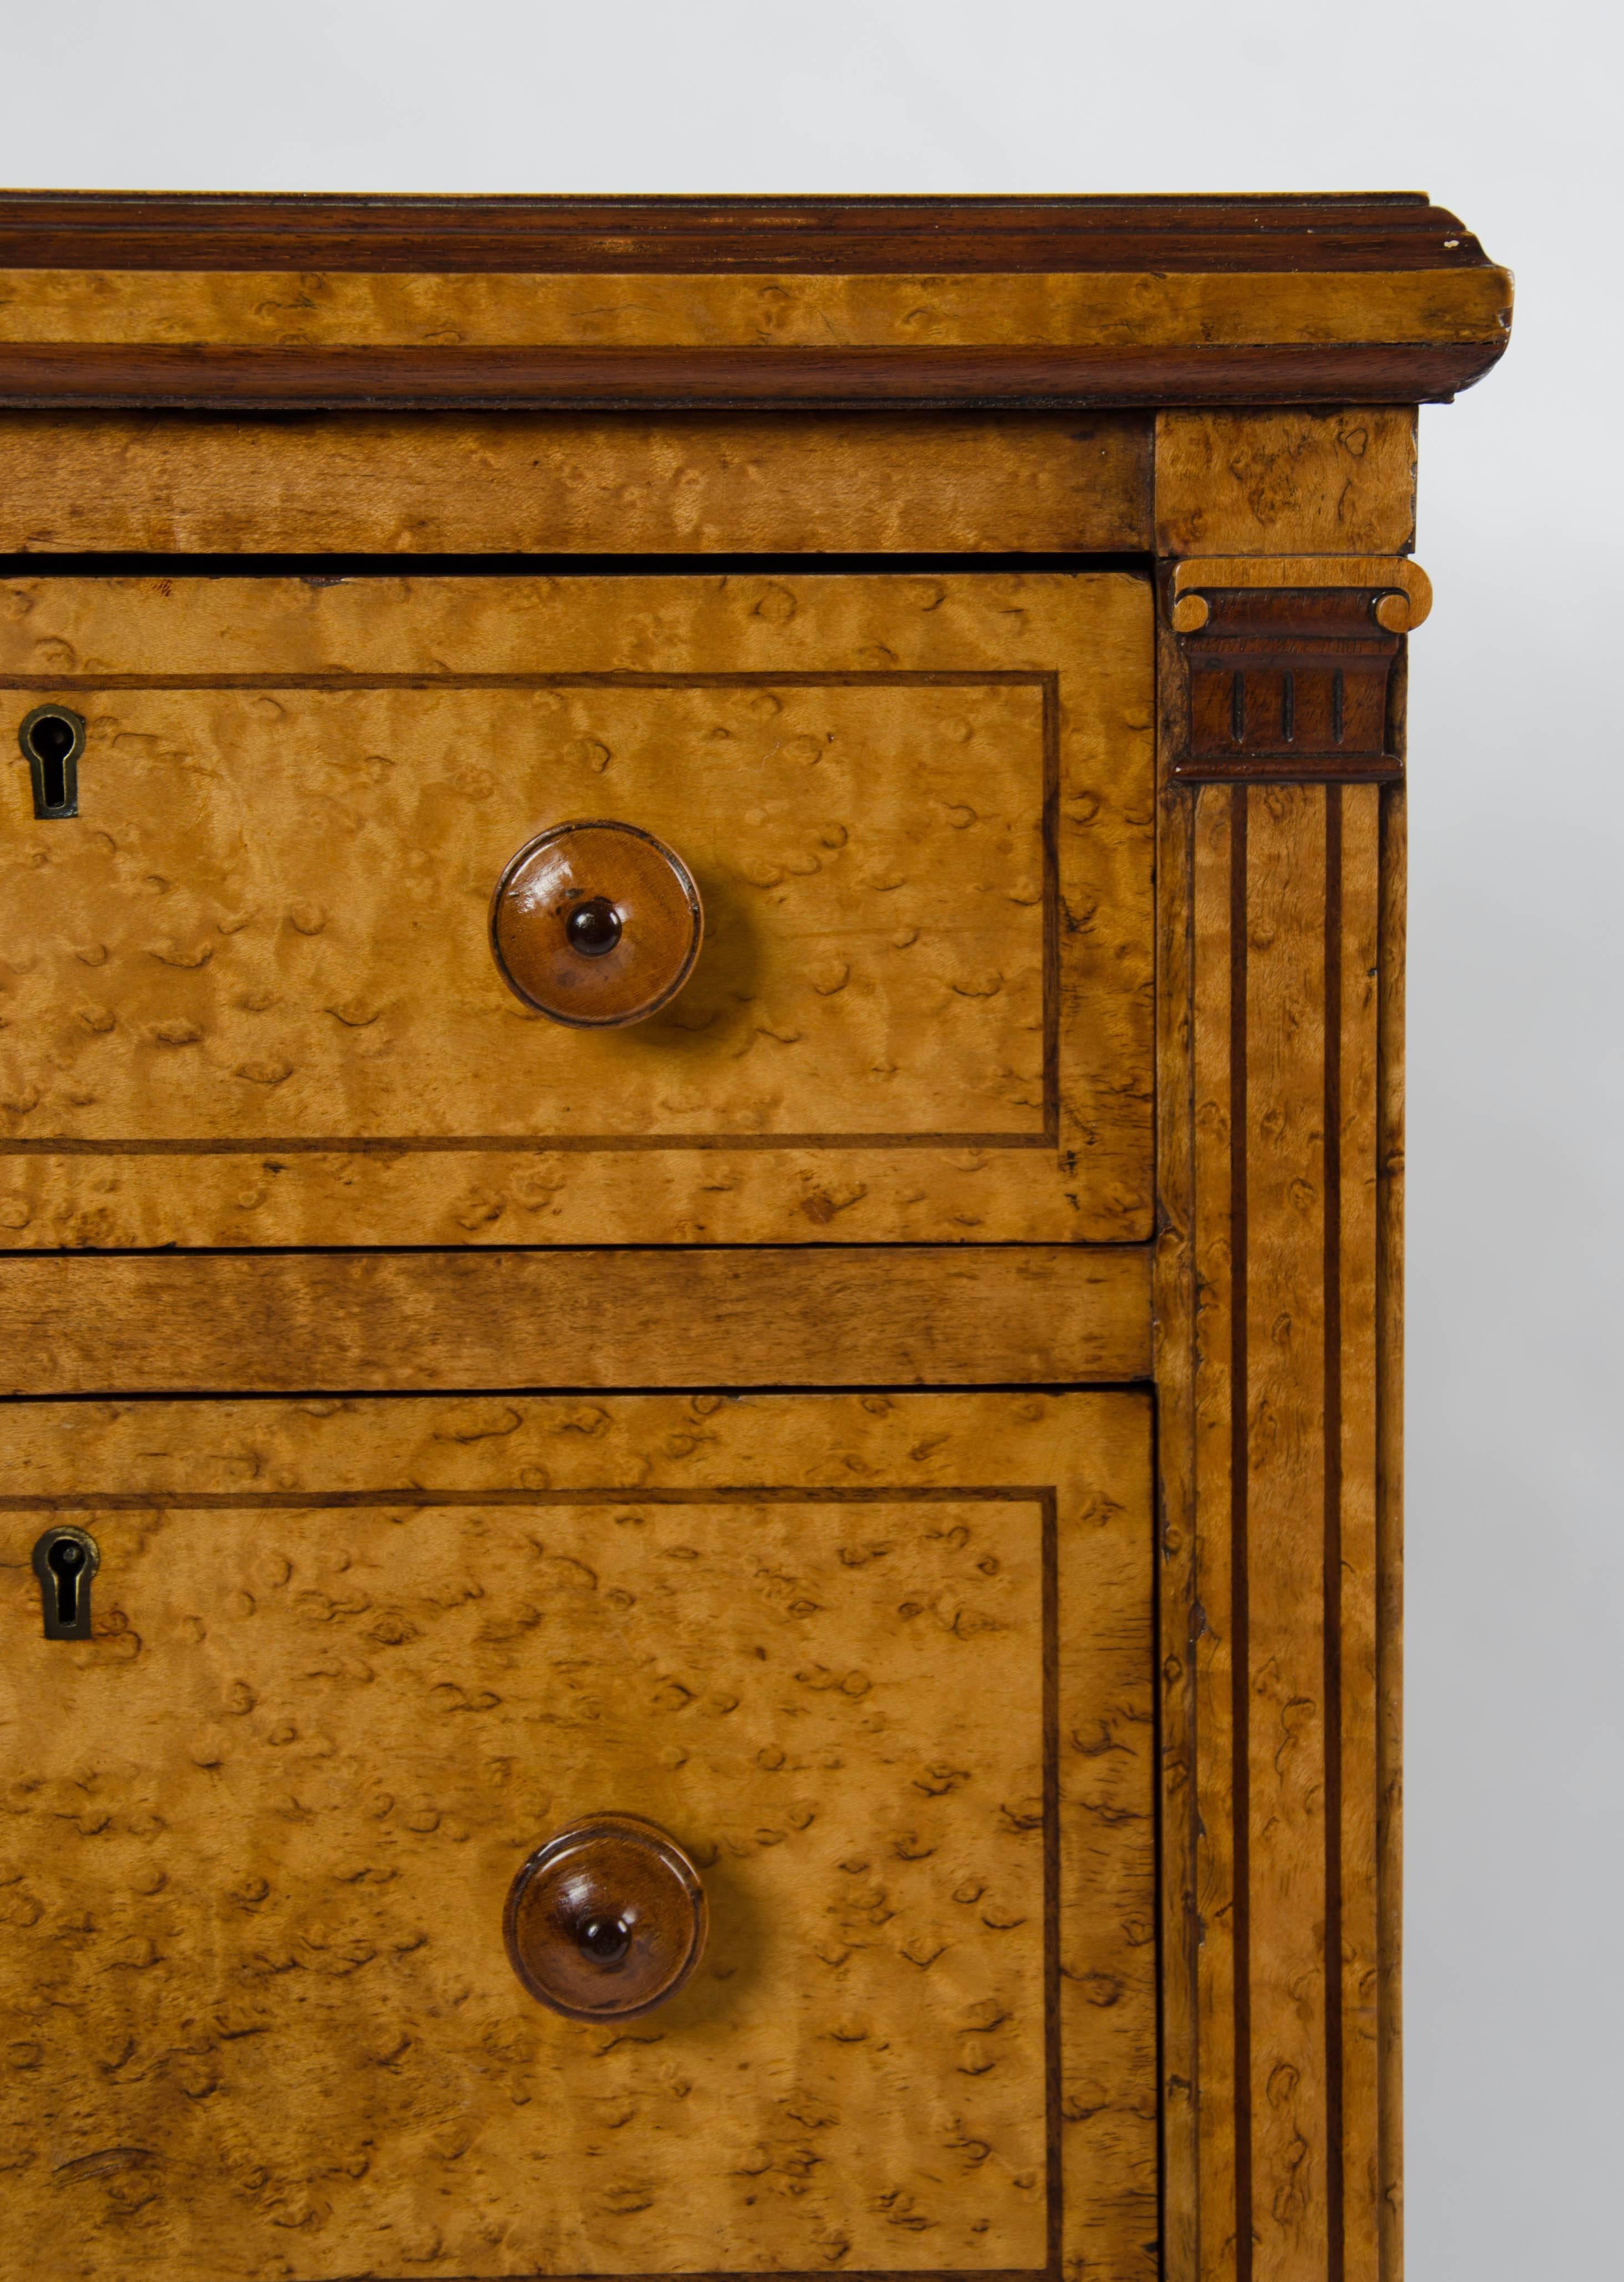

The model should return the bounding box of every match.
[48,1536,85,1626]
[32,1526,99,1639]
[19,704,85,819]
[29,713,74,808]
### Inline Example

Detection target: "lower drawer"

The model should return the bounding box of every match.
[0,1390,1154,2282]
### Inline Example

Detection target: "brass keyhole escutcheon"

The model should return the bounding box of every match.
[18,704,85,819]
[489,820,703,1028]
[31,1525,100,1639]
[503,1814,708,2020]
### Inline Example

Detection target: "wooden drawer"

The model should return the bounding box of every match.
[0,571,1153,1249]
[0,1390,1154,2281]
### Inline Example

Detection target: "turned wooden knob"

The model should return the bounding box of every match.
[503,1814,708,2020]
[489,820,703,1028]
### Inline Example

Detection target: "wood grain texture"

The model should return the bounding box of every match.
[1244,789,1330,2282]
[1375,791,1405,2282]
[1155,406,1421,2276]
[1189,787,1240,2282]
[1151,621,1200,2282]
[4,674,1057,1134]
[0,1245,1153,1397]
[1154,415,1417,560]
[1170,780,1396,2281]
[0,267,1511,354]
[1334,789,1383,2280]
[0,1389,1155,2282]
[0,190,1499,273]
[0,411,1153,556]
[0,266,1511,413]
[0,570,1154,1248]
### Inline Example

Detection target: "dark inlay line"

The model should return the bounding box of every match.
[1168,759,1399,790]
[1229,785,1253,2282]
[1323,786,1346,2281]
[0,1129,1056,1160]
[1281,671,1296,745]
[0,550,1150,579]
[314,2270,1052,2282]
[0,1485,1055,1512]
[1041,675,1062,1138]
[1231,671,1246,745]
[6,671,1067,1157]
[2,668,1049,692]
[313,2267,1051,2282]
[1150,1384,1169,2282]
[1041,1490,1064,2276]
[0,1381,1149,1412]
[1332,669,1346,746]
[0,1238,1145,1259]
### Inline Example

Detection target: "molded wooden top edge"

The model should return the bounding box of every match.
[0,189,1498,273]
[0,266,1511,348]
[0,195,1511,408]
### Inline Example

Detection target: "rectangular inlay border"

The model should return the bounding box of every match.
[0,1477,1069,2282]
[0,670,1062,1158]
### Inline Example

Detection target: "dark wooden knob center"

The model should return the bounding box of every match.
[564,896,623,957]
[504,1813,708,2020]
[490,820,703,1027]
[577,1913,632,1961]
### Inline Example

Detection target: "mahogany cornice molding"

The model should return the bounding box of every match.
[0,189,1500,270]
[0,191,1511,411]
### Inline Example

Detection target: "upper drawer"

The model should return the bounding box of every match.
[1,572,1153,1248]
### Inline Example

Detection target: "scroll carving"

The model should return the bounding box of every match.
[1167,557,1430,785]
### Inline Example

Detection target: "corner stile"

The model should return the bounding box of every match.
[1156,420,1407,2281]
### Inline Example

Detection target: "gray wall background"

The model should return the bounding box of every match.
[8,2,1620,2267]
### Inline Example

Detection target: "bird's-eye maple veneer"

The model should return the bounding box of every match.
[0,192,1511,2282]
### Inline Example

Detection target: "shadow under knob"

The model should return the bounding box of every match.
[490,820,703,1028]
[503,1813,708,2021]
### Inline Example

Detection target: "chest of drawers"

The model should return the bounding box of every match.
[0,192,1510,2282]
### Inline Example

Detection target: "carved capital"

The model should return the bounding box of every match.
[1166,556,1431,785]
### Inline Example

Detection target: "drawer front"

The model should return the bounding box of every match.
[0,572,1153,1248]
[0,1391,1153,2281]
